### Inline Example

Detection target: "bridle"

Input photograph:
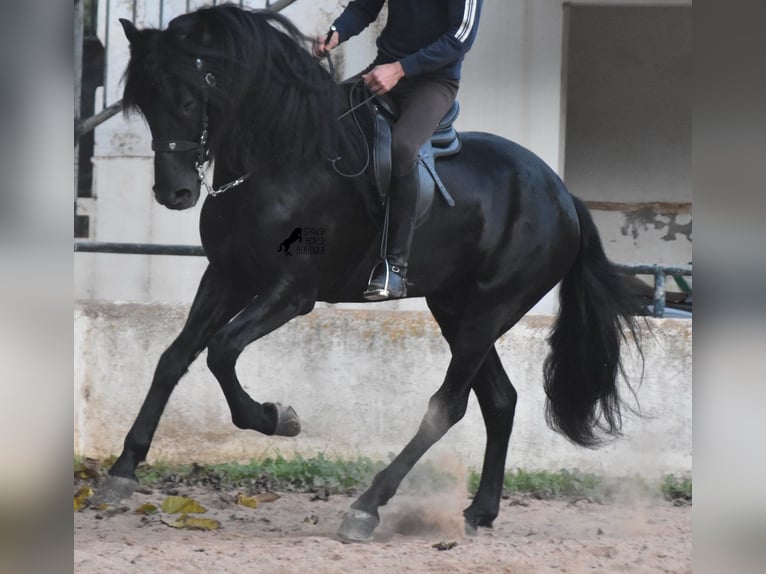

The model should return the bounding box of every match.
[150,53,374,193]
[150,58,249,197]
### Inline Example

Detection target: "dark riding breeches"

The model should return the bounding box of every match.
[387,76,459,176]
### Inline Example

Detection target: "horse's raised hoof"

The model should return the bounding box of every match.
[272,402,301,436]
[89,475,139,506]
[337,509,380,542]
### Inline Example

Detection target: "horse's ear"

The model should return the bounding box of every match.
[120,18,140,44]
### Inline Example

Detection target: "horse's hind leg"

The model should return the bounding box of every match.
[426,299,518,531]
[97,266,250,502]
[338,294,503,541]
[463,348,517,531]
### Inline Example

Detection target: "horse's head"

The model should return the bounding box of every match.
[120,17,210,210]
[120,6,347,206]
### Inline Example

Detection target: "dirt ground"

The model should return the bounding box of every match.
[74,481,691,574]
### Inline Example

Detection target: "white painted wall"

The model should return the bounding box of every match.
[75,303,692,477]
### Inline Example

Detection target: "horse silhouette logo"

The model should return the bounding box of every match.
[277,227,302,256]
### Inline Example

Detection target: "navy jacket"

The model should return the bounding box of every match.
[333,0,483,80]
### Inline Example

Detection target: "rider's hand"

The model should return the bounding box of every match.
[313,30,339,58]
[363,62,405,95]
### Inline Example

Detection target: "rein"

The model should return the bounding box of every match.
[157,53,371,194]
[330,77,374,178]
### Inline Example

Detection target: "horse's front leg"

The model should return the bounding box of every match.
[95,265,251,503]
[205,281,315,436]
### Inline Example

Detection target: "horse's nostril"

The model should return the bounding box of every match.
[174,188,193,204]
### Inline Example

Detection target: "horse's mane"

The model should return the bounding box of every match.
[123,4,342,178]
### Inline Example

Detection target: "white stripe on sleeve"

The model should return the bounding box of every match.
[455,0,477,43]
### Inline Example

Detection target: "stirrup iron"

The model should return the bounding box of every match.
[363,259,393,300]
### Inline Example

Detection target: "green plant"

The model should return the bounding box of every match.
[75,454,690,503]
[661,473,692,501]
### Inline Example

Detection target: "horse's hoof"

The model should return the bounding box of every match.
[89,475,139,506]
[464,521,479,536]
[337,509,380,542]
[273,403,301,436]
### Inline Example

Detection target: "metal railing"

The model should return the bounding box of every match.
[615,263,692,318]
[74,241,691,318]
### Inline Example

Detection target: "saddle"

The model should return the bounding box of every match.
[342,82,461,227]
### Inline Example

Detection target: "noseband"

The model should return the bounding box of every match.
[151,58,249,197]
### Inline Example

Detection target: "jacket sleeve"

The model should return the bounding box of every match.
[400,0,483,77]
[332,0,386,43]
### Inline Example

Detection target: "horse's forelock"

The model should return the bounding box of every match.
[122,9,223,115]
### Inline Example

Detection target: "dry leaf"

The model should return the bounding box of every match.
[235,494,259,509]
[161,495,207,514]
[102,506,130,518]
[74,485,93,511]
[161,514,221,531]
[178,516,221,531]
[134,503,159,515]
[74,459,100,480]
[254,492,280,503]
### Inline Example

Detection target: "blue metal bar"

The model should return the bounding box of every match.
[616,264,692,276]
[74,242,205,256]
[617,263,692,318]
[653,266,667,318]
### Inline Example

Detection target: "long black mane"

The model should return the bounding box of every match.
[122,4,342,177]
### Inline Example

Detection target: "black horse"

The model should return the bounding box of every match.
[105,5,641,541]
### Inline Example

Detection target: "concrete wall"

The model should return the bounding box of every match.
[563,4,692,269]
[76,0,692,306]
[75,302,691,478]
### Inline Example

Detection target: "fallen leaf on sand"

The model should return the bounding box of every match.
[161,514,221,531]
[161,496,207,514]
[74,458,100,480]
[254,492,280,503]
[134,503,159,515]
[74,486,93,511]
[235,494,260,509]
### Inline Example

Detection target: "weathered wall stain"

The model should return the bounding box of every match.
[619,205,692,243]
[583,202,691,243]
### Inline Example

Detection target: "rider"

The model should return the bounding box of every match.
[315,0,483,300]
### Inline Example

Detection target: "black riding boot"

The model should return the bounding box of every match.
[363,165,419,301]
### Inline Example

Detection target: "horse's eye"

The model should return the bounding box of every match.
[182,99,195,115]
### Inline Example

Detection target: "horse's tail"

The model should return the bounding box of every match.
[543,196,643,448]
